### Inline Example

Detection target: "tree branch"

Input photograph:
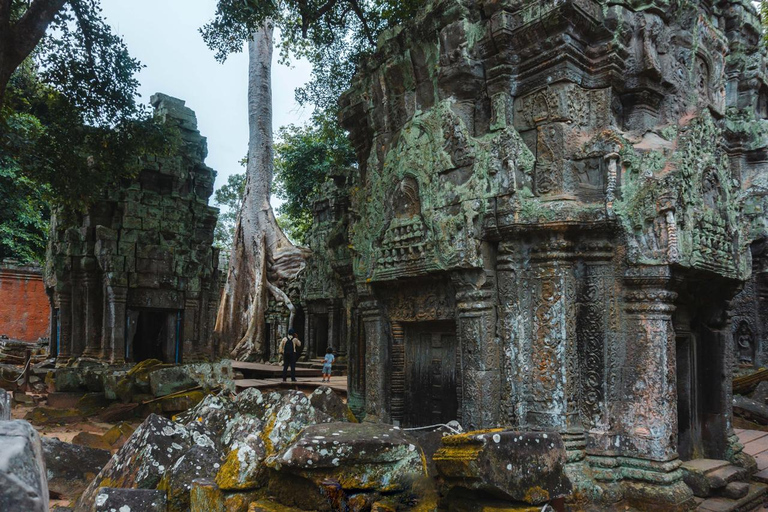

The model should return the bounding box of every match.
[345,0,374,46]
[0,0,13,32]
[9,0,67,66]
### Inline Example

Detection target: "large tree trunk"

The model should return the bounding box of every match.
[215,21,308,361]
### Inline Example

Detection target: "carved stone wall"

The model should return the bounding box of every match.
[301,0,768,508]
[46,94,220,365]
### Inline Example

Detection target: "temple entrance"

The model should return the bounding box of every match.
[126,309,180,363]
[313,313,329,357]
[674,280,730,461]
[404,320,459,427]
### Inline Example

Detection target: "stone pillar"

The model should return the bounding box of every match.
[617,265,692,509]
[497,242,520,427]
[526,237,580,434]
[102,286,127,364]
[328,303,337,351]
[453,269,499,430]
[390,321,405,424]
[80,273,103,360]
[70,273,86,358]
[360,298,389,422]
[184,297,200,360]
[302,310,311,361]
[55,289,72,364]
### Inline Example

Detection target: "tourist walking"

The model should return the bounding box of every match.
[280,328,301,382]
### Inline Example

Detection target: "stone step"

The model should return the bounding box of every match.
[697,482,767,512]
[717,481,750,500]
[682,459,749,498]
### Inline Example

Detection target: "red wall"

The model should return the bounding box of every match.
[0,263,50,342]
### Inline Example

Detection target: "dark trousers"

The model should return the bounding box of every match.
[282,353,296,381]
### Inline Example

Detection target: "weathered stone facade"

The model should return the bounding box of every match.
[303,0,768,508]
[46,94,220,365]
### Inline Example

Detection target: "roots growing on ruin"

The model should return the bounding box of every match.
[214,22,308,361]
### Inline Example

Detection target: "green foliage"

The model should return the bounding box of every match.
[213,171,246,250]
[0,121,49,264]
[200,0,424,113]
[4,0,143,124]
[273,115,356,244]
[762,1,768,46]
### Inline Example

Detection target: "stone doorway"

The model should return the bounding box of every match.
[403,320,459,427]
[313,314,329,358]
[126,309,180,363]
[674,282,730,462]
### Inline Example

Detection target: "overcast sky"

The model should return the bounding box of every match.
[100,0,313,195]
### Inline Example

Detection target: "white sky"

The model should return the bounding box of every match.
[100,0,313,195]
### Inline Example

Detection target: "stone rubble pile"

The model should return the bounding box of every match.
[63,384,572,511]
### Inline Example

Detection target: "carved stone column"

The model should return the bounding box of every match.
[526,237,580,434]
[70,273,86,358]
[360,298,389,422]
[184,297,200,360]
[102,286,127,364]
[328,303,337,351]
[497,242,521,427]
[616,265,692,509]
[80,273,103,360]
[453,269,499,430]
[55,289,73,364]
[389,321,405,424]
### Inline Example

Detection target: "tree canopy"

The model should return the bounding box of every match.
[0,0,174,262]
[201,0,423,114]
[274,116,356,244]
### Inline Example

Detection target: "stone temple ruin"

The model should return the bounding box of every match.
[298,0,768,508]
[45,94,221,366]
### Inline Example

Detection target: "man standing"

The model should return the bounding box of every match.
[279,328,301,382]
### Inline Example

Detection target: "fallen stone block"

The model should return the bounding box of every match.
[25,406,83,425]
[159,444,223,512]
[733,395,768,424]
[42,436,111,500]
[76,413,214,510]
[274,422,427,493]
[159,389,206,413]
[216,390,333,491]
[92,487,167,512]
[0,420,49,512]
[149,360,235,398]
[309,386,352,422]
[47,391,87,409]
[95,402,139,423]
[752,381,768,405]
[434,429,572,505]
[0,389,9,420]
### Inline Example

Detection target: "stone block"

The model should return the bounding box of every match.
[47,391,86,409]
[42,436,111,499]
[76,413,214,510]
[274,422,426,493]
[149,361,235,398]
[0,390,9,420]
[92,488,167,512]
[0,420,49,512]
[434,429,572,505]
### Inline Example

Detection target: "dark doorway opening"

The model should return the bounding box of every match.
[674,277,731,461]
[404,320,459,427]
[313,314,329,358]
[126,309,180,363]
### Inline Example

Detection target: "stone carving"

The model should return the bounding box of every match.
[46,94,220,365]
[299,0,768,508]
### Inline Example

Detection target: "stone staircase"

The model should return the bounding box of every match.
[681,459,767,511]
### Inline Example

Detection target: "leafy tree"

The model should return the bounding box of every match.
[0,3,175,262]
[213,171,246,251]
[274,117,356,244]
[203,0,421,360]
[0,0,143,122]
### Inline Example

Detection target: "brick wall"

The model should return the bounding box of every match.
[0,261,50,342]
